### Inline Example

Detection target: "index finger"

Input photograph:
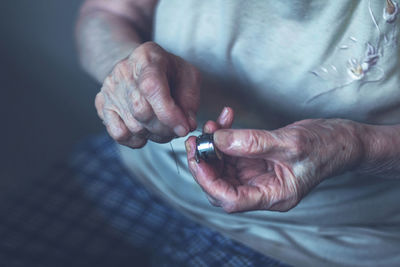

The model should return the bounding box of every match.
[185,136,232,199]
[203,107,235,133]
[138,66,190,137]
[185,136,263,213]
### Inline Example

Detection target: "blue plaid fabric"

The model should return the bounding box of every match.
[0,134,291,267]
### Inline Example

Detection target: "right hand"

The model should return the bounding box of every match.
[185,109,363,213]
[95,42,201,148]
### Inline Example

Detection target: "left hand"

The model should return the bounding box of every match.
[185,108,364,213]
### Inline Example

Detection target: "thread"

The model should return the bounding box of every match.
[169,129,203,175]
[170,142,180,175]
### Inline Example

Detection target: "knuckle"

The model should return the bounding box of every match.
[245,131,267,154]
[133,42,165,65]
[130,88,141,106]
[130,97,154,123]
[102,82,118,98]
[114,60,133,84]
[113,62,123,74]
[133,107,154,124]
[103,75,114,89]
[141,41,162,52]
[139,75,160,96]
[288,128,308,156]
[114,60,128,74]
[104,73,113,82]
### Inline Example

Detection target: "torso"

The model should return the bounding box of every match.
[154,0,400,126]
[118,1,400,266]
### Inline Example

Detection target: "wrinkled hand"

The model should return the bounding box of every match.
[185,108,363,213]
[96,42,200,148]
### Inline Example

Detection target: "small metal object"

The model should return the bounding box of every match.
[195,133,222,163]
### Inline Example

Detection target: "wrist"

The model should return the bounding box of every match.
[337,120,366,172]
[76,12,141,83]
[356,123,400,175]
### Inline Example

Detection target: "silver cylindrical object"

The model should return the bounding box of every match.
[195,133,222,163]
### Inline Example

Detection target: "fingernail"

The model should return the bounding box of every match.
[214,129,232,149]
[174,125,188,137]
[220,107,229,121]
[185,140,191,154]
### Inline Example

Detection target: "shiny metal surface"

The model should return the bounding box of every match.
[195,133,222,163]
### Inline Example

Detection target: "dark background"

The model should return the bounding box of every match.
[1,0,102,191]
[0,1,142,265]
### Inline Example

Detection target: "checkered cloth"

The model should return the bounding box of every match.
[0,134,291,267]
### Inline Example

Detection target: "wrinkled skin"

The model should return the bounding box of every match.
[95,42,201,148]
[185,108,364,213]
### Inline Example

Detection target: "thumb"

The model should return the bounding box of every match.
[214,129,277,157]
[173,64,201,131]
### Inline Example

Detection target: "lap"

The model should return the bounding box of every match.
[69,134,290,267]
[0,133,288,267]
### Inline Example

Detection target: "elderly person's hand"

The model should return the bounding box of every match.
[95,42,200,148]
[185,108,364,213]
